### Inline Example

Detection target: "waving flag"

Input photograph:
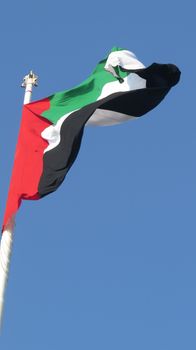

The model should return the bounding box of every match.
[2,47,180,230]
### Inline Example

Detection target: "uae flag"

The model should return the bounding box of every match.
[2,47,180,230]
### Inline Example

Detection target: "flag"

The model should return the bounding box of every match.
[2,47,180,230]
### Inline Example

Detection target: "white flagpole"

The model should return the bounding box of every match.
[0,71,38,330]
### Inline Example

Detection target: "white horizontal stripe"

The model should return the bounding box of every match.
[97,72,145,101]
[41,111,75,153]
[86,109,137,126]
[86,73,145,126]
[104,50,145,79]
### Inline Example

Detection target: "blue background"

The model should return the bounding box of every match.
[1,0,195,348]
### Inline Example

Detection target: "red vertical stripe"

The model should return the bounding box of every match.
[2,98,51,231]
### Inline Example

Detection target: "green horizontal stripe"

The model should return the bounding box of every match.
[41,47,128,124]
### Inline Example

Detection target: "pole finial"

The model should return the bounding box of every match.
[21,70,38,88]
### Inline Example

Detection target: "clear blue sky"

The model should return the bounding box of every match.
[1,0,195,349]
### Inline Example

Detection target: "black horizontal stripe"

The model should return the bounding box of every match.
[99,87,169,117]
[38,103,97,197]
[38,63,180,197]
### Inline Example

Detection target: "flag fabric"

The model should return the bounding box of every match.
[2,47,180,231]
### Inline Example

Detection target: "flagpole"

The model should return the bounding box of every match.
[0,71,38,330]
